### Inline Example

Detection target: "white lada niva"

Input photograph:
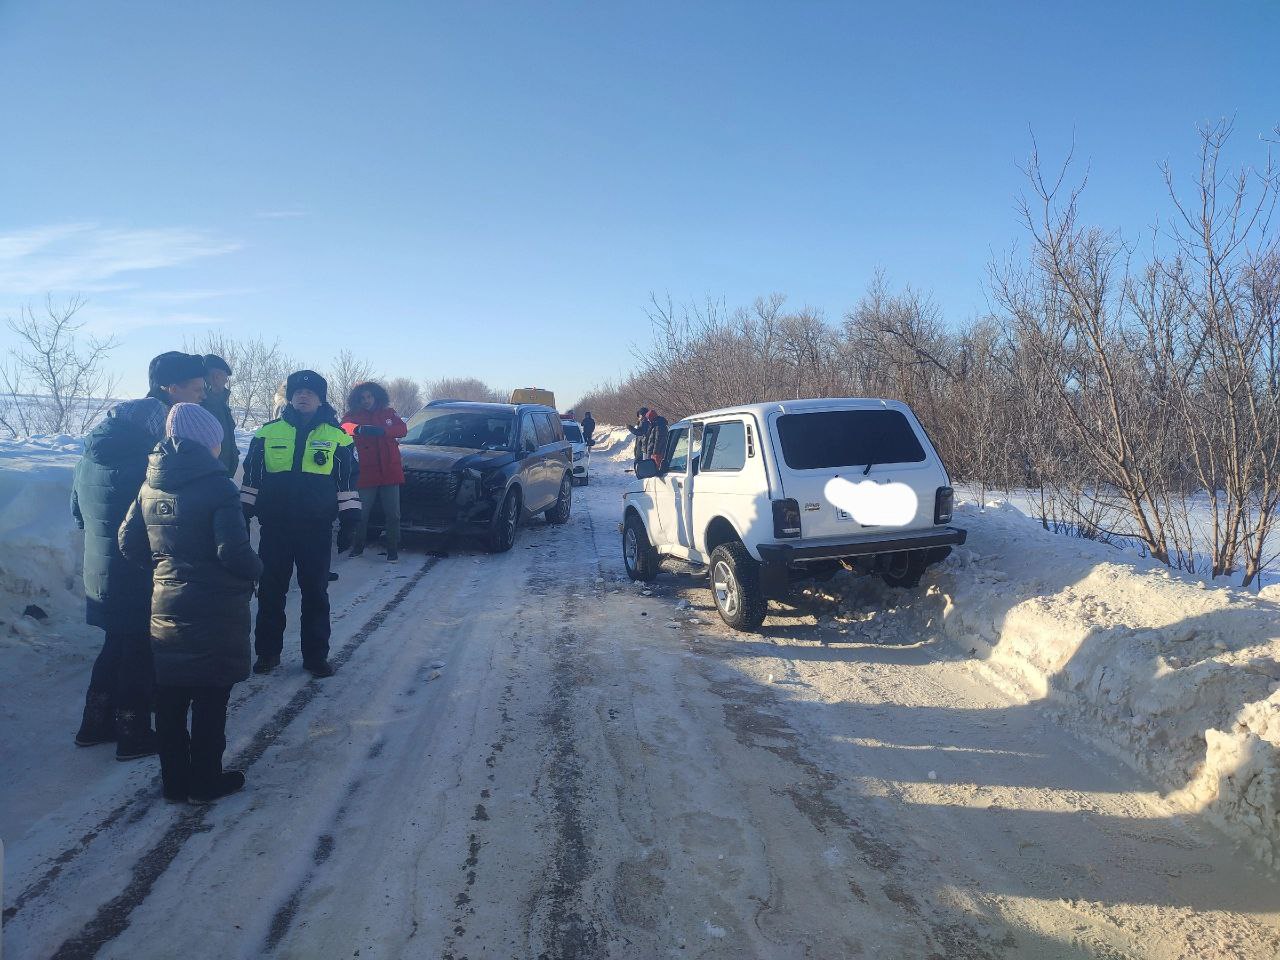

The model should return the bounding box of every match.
[621,398,965,630]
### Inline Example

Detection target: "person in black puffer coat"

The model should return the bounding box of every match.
[71,397,167,759]
[120,403,263,804]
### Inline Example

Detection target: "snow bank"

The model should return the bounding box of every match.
[929,500,1280,866]
[0,436,86,637]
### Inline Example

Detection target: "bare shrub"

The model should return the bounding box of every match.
[425,376,505,403]
[0,296,119,437]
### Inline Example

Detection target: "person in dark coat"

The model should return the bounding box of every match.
[120,403,263,803]
[201,354,240,477]
[340,381,407,562]
[71,398,167,758]
[581,412,595,446]
[241,370,360,678]
[644,409,669,468]
[627,408,650,465]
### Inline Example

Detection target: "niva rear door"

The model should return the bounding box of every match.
[766,404,944,540]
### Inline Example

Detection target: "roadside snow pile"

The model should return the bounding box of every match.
[0,436,86,638]
[931,499,1280,866]
[595,425,635,462]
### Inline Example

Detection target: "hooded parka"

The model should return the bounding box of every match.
[119,438,263,687]
[340,382,407,488]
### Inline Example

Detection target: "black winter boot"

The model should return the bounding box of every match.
[114,709,159,761]
[188,770,246,804]
[75,692,116,746]
[253,655,280,674]
[303,658,335,678]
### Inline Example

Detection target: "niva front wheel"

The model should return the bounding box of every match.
[623,514,659,582]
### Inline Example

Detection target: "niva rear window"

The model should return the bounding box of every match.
[776,410,926,471]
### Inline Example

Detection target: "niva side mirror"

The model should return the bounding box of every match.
[634,459,659,480]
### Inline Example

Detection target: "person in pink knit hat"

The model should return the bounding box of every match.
[120,403,263,804]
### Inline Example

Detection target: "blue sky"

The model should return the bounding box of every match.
[0,1,1276,405]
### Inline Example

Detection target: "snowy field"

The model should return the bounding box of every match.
[0,426,1278,958]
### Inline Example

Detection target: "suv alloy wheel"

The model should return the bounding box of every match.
[488,488,521,552]
[545,474,572,524]
[709,542,768,631]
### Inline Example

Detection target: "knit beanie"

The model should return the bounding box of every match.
[108,398,168,439]
[166,402,224,453]
[149,351,207,390]
[286,369,328,404]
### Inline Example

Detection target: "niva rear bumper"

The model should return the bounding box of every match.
[755,526,967,598]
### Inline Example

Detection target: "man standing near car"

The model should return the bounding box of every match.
[581,411,595,446]
[628,407,650,465]
[644,408,669,469]
[241,370,360,678]
[341,380,407,562]
[201,354,240,477]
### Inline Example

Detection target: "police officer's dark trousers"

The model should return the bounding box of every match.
[254,520,332,663]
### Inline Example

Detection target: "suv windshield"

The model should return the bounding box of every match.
[562,423,583,443]
[403,409,515,450]
[776,410,926,470]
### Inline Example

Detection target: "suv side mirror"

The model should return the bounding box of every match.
[634,459,658,480]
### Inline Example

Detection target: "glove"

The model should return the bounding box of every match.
[242,504,255,529]
[356,425,386,436]
[336,512,358,552]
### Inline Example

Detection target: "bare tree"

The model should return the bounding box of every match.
[184,332,298,428]
[385,377,423,416]
[327,350,378,412]
[425,376,505,403]
[0,296,120,437]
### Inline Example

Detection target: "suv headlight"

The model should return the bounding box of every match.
[573,450,585,462]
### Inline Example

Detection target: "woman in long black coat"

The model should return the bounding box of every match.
[120,404,262,803]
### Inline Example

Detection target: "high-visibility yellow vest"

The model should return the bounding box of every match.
[255,419,352,476]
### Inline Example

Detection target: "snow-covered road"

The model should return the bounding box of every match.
[4,451,1280,959]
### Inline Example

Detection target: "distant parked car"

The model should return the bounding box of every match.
[561,420,591,485]
[370,401,572,552]
[620,398,965,629]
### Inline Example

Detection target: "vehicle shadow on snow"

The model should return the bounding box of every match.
[648,562,1280,927]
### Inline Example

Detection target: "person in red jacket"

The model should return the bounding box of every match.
[341,381,407,561]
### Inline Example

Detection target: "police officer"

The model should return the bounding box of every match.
[240,370,360,678]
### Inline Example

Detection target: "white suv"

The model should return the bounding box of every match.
[561,419,591,485]
[620,398,965,630]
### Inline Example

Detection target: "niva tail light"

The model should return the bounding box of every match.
[772,499,802,538]
[934,487,954,525]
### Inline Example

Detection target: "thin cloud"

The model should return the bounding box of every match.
[254,209,308,220]
[79,305,232,336]
[0,223,240,295]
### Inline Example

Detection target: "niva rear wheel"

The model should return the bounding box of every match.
[709,542,767,631]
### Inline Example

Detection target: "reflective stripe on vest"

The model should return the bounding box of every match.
[255,420,352,476]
